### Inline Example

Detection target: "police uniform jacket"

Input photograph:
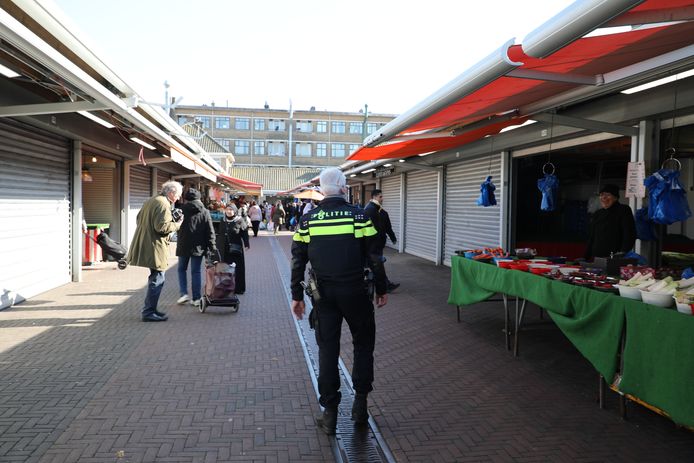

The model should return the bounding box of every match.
[291,196,387,300]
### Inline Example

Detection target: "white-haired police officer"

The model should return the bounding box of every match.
[291,167,388,435]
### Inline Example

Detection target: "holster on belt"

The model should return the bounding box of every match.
[301,268,321,330]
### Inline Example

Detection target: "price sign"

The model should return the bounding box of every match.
[625,161,645,198]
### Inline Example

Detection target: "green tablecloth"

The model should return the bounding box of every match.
[620,305,694,427]
[447,256,625,380]
[448,255,694,428]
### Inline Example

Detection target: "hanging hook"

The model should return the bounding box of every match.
[542,162,555,176]
[661,148,681,171]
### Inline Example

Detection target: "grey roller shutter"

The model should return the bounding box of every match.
[380,175,401,250]
[443,154,503,266]
[82,168,114,225]
[404,170,439,262]
[0,120,71,309]
[156,170,170,192]
[128,165,151,245]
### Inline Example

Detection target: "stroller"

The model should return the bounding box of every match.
[200,256,240,313]
[86,230,128,269]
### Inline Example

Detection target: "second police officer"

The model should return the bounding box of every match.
[291,167,388,435]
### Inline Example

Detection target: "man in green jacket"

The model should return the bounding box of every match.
[128,180,183,322]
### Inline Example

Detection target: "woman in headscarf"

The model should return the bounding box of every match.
[219,203,250,294]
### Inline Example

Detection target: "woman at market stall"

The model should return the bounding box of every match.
[585,184,637,260]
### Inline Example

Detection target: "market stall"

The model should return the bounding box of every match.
[448,256,694,429]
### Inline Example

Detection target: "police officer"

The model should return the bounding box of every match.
[291,167,388,435]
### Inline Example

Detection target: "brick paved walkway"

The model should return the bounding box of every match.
[0,231,332,463]
[1,232,694,462]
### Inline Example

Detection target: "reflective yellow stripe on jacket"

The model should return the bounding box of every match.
[292,217,377,243]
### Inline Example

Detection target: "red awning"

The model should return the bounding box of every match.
[218,173,263,196]
[349,11,694,161]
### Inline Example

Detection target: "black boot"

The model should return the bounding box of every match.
[351,394,368,425]
[316,407,338,435]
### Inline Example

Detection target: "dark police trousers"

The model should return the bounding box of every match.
[314,280,376,410]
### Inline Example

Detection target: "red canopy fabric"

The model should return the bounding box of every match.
[349,16,694,162]
[349,118,528,161]
[218,173,263,195]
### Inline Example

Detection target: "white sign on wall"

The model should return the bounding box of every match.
[625,161,645,198]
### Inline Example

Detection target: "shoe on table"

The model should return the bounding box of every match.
[177,294,189,304]
[191,299,201,307]
[352,393,368,425]
[316,408,338,435]
[142,312,168,322]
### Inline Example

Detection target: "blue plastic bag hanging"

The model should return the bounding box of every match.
[476,175,497,207]
[634,207,658,241]
[643,156,691,225]
[537,163,559,212]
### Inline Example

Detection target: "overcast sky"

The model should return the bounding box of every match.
[53,0,574,115]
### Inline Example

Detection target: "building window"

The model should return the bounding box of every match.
[197,116,211,129]
[268,141,286,156]
[254,118,265,131]
[349,144,360,154]
[215,138,231,151]
[234,140,250,155]
[235,117,250,130]
[254,141,265,155]
[295,143,312,157]
[332,143,345,157]
[269,119,285,131]
[296,120,313,132]
[215,117,230,129]
[177,115,189,125]
[316,121,327,133]
[316,143,327,157]
[331,121,345,134]
[349,122,362,134]
[366,122,379,134]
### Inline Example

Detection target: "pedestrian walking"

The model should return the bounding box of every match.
[364,189,400,292]
[271,201,286,235]
[302,199,314,215]
[219,204,250,294]
[291,167,387,435]
[175,188,217,307]
[248,201,263,237]
[127,180,183,322]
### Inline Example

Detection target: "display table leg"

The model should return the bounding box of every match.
[503,294,510,351]
[513,298,527,358]
[599,375,606,409]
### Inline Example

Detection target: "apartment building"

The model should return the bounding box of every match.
[173,104,396,168]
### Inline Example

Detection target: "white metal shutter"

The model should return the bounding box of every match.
[0,120,71,309]
[443,154,503,266]
[82,168,113,225]
[404,170,439,262]
[128,165,151,245]
[380,175,401,250]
